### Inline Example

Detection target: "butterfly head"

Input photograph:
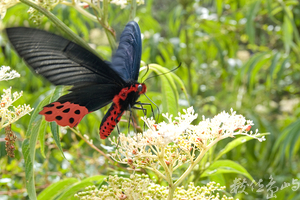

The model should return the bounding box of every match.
[138,83,147,95]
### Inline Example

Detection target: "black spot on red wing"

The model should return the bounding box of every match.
[56,105,64,109]
[62,108,70,113]
[111,117,114,120]
[114,111,117,114]
[45,111,52,115]
[69,118,74,124]
[104,126,107,129]
[74,110,80,114]
[45,104,54,107]
[56,116,62,120]
[107,122,109,125]
[112,125,115,127]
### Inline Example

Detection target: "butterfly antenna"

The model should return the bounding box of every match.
[144,63,181,82]
[143,93,160,122]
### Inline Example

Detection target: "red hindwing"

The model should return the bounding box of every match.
[39,102,89,127]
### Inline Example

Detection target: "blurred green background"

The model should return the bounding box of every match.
[0,0,300,199]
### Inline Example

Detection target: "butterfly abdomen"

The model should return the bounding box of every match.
[99,103,125,139]
[99,83,147,139]
[39,102,89,127]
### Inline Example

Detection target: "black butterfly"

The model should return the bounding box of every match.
[6,21,147,139]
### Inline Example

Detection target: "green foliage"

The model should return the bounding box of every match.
[1,0,300,199]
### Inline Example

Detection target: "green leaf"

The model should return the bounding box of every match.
[248,52,270,90]
[22,97,52,200]
[282,10,293,53]
[38,120,47,158]
[148,64,181,115]
[37,178,78,200]
[216,0,223,17]
[209,173,226,186]
[246,0,261,44]
[276,57,289,84]
[273,119,300,166]
[49,86,64,158]
[214,133,269,161]
[56,175,106,200]
[170,72,189,103]
[22,86,63,200]
[267,52,281,88]
[50,122,66,159]
[201,160,255,182]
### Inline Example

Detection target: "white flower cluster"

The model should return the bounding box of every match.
[0,66,20,81]
[75,175,236,200]
[111,107,264,169]
[0,66,33,129]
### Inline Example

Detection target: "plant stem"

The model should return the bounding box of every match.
[167,183,175,200]
[70,128,115,165]
[102,0,117,51]
[19,0,101,58]
[174,136,226,188]
[129,0,137,21]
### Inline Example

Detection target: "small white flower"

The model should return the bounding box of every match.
[0,66,20,81]
[0,66,33,129]
[0,0,19,19]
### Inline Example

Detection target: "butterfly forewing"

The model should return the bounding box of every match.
[110,21,142,81]
[5,27,125,86]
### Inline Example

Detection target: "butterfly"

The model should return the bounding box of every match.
[6,21,147,139]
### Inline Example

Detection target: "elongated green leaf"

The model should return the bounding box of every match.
[246,0,261,44]
[273,119,300,165]
[22,96,52,200]
[161,75,177,115]
[38,120,47,158]
[201,160,254,182]
[148,64,181,115]
[50,121,66,159]
[49,87,64,157]
[283,13,293,53]
[214,133,269,161]
[56,175,106,200]
[170,72,189,103]
[267,52,281,88]
[22,86,64,200]
[276,57,289,84]
[216,0,223,17]
[209,173,225,186]
[37,178,78,200]
[248,53,270,90]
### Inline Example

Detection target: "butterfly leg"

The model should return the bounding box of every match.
[128,104,137,134]
[132,104,147,132]
[115,111,124,148]
[135,102,157,121]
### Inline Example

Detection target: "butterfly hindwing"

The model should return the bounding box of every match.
[39,102,89,128]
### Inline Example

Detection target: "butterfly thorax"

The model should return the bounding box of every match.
[99,82,146,139]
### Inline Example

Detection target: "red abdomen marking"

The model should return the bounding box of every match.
[100,103,124,139]
[99,84,144,139]
[39,102,89,127]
